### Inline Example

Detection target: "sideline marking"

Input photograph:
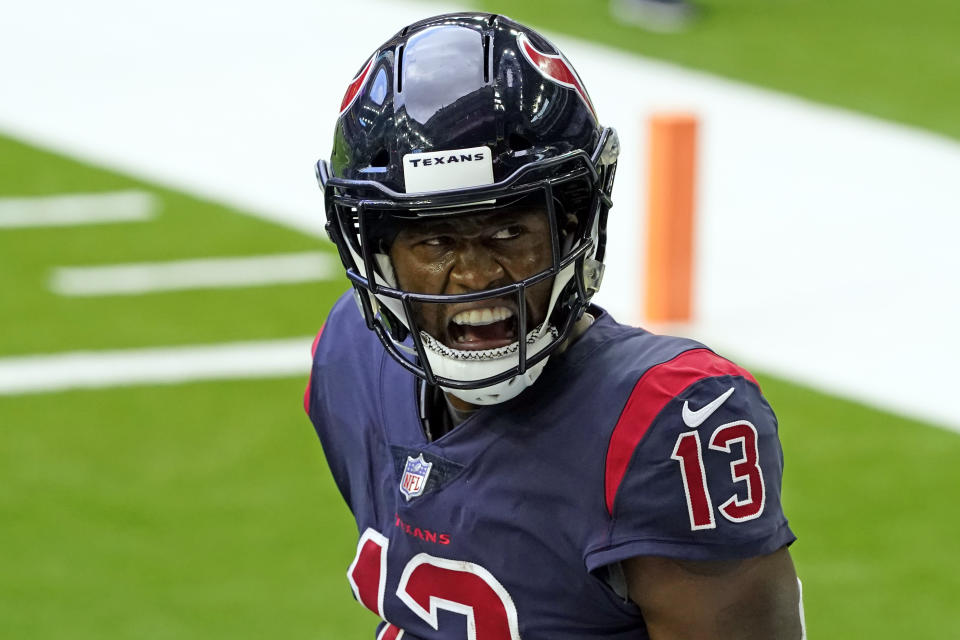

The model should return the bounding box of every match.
[0,337,314,395]
[50,251,339,296]
[0,190,157,228]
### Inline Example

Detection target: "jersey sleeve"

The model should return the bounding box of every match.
[585,348,795,571]
[302,322,327,416]
[304,290,359,426]
[303,290,379,514]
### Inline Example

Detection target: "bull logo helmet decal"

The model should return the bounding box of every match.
[516,33,598,122]
[339,55,375,117]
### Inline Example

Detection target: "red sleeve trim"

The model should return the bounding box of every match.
[311,322,326,357]
[603,348,757,516]
[377,623,403,640]
[303,323,327,415]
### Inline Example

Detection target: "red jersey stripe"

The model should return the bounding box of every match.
[311,322,326,357]
[377,623,403,640]
[603,348,757,515]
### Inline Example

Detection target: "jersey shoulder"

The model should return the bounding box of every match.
[304,289,386,419]
[583,329,795,569]
[304,290,396,511]
[558,308,709,392]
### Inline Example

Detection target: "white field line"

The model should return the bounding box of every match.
[0,337,314,395]
[0,190,157,228]
[50,251,339,296]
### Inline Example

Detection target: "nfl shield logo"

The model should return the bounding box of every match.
[400,454,433,501]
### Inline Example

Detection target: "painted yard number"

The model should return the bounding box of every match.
[671,420,767,530]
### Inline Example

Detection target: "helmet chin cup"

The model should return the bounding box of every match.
[444,357,551,406]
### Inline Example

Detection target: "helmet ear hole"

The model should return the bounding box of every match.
[370,148,390,168]
[508,133,533,152]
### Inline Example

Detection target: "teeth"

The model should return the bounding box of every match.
[451,306,514,327]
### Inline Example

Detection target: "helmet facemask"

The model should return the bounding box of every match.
[319,138,617,405]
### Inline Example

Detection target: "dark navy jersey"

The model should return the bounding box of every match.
[305,291,795,640]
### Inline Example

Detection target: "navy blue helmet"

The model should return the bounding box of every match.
[317,13,618,405]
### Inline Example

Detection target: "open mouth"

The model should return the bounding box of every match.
[447,305,517,350]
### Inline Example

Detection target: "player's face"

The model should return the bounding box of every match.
[389,206,555,351]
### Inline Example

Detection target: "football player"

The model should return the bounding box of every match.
[306,12,804,639]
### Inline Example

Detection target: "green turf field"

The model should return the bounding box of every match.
[766,375,960,637]
[0,379,376,639]
[0,136,343,356]
[3,1,960,635]
[0,134,374,638]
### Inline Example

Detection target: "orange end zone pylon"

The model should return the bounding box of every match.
[643,113,699,325]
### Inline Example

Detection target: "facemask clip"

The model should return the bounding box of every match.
[582,258,605,297]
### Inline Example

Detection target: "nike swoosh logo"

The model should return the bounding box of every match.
[682,386,735,428]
